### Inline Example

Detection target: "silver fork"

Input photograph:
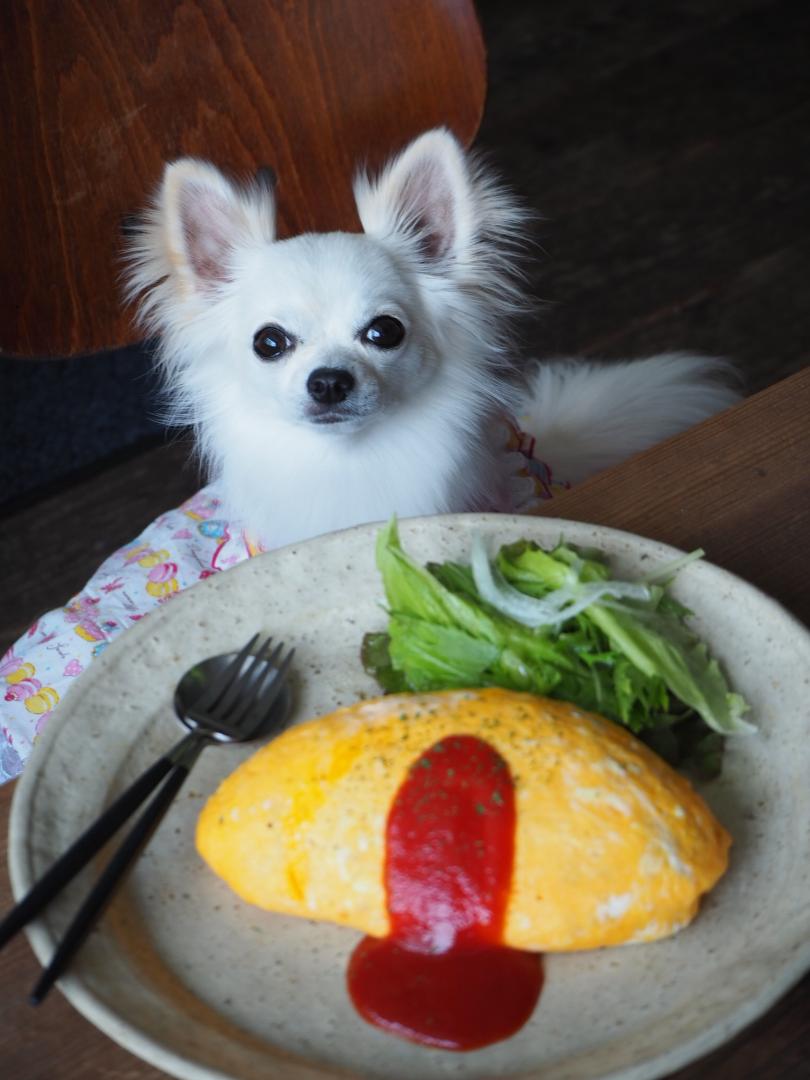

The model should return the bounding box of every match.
[0,635,293,1004]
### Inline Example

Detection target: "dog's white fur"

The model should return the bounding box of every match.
[125,129,739,549]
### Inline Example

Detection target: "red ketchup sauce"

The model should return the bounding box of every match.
[347,735,543,1050]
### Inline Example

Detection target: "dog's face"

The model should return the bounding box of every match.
[227,230,432,430]
[127,129,527,442]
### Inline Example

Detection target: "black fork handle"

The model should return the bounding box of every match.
[0,730,199,954]
[29,736,207,1004]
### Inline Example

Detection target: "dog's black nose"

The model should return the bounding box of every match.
[307,367,355,404]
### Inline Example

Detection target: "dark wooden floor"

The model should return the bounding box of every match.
[477,0,810,394]
[2,0,809,650]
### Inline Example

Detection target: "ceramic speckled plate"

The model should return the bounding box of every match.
[9,515,810,1080]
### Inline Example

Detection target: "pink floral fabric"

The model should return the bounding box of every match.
[0,486,265,783]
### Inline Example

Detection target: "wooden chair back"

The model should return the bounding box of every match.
[0,0,485,357]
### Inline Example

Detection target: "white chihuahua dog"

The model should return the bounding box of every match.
[126,128,738,550]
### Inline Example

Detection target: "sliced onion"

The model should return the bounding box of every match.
[639,548,705,585]
[470,533,651,629]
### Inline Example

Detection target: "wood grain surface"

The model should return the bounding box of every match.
[0,368,808,1078]
[533,367,810,628]
[0,0,485,357]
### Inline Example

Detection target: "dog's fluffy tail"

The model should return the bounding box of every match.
[519,352,742,486]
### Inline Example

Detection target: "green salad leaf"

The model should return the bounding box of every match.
[361,518,754,779]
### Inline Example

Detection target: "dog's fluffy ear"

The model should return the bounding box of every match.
[353,128,530,328]
[163,160,253,292]
[124,159,275,324]
[354,129,475,270]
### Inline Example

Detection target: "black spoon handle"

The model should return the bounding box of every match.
[0,731,198,954]
[30,737,206,1005]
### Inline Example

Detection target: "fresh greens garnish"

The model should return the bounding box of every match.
[361,519,754,779]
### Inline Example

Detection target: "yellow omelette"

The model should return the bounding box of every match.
[196,688,730,951]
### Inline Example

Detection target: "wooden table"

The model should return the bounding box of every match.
[1,368,808,1078]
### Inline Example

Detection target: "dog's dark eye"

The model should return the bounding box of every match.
[362,315,405,350]
[253,324,294,361]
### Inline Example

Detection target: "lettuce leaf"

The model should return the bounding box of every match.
[361,519,753,778]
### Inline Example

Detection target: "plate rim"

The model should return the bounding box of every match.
[9,512,810,1080]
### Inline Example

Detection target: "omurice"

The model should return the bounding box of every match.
[196,688,730,953]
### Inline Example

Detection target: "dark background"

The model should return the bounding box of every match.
[479,0,807,385]
[2,0,807,510]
